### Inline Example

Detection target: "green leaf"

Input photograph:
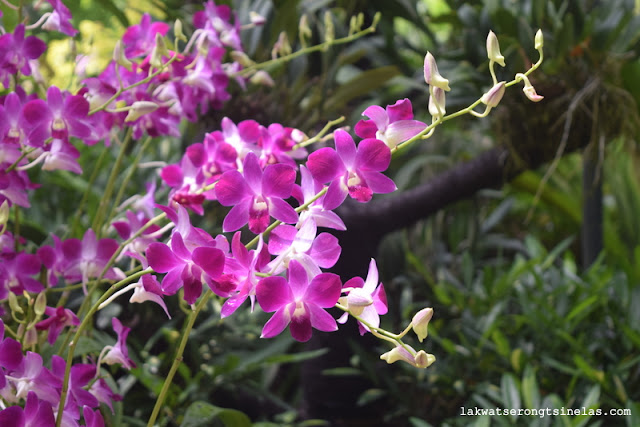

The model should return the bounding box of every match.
[324,66,400,112]
[181,401,251,427]
[500,373,521,416]
[565,295,598,323]
[522,364,540,409]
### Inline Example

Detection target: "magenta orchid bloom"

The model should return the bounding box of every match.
[267,220,341,277]
[306,129,396,210]
[42,0,78,36]
[256,260,341,342]
[146,231,226,304]
[338,258,388,335]
[0,391,56,427]
[291,166,345,230]
[35,306,80,345]
[102,318,136,370]
[61,229,120,294]
[216,151,298,234]
[354,98,427,148]
[0,25,46,85]
[122,13,170,58]
[22,86,92,147]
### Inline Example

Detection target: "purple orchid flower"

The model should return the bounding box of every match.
[306,129,396,210]
[354,98,427,148]
[102,318,136,370]
[146,230,226,304]
[0,25,46,85]
[83,406,105,427]
[42,0,78,36]
[0,391,56,427]
[291,166,345,230]
[216,151,298,234]
[35,306,80,345]
[50,356,99,411]
[256,260,341,342]
[122,13,170,58]
[0,92,29,146]
[338,258,388,335]
[219,232,269,317]
[61,228,121,294]
[1,252,42,294]
[21,86,91,147]
[266,220,341,278]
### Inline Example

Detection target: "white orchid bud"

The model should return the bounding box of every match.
[481,81,506,107]
[424,52,451,91]
[486,31,505,66]
[535,29,544,51]
[429,86,446,118]
[125,101,159,122]
[411,307,434,342]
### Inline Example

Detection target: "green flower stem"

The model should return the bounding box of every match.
[291,116,345,150]
[105,135,153,226]
[88,51,181,116]
[5,147,37,173]
[334,303,415,354]
[147,291,211,427]
[233,14,380,79]
[69,145,109,238]
[55,268,153,427]
[91,128,133,238]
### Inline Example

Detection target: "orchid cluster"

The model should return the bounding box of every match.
[0,0,545,425]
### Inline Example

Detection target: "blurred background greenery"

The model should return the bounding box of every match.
[17,0,640,425]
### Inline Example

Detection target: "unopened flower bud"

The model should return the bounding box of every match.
[299,15,312,47]
[486,30,505,67]
[517,73,544,102]
[231,51,255,67]
[324,11,334,44]
[174,19,187,42]
[349,13,365,35]
[414,350,436,368]
[249,11,266,26]
[429,86,446,118]
[481,81,506,108]
[380,344,436,369]
[411,307,433,342]
[249,70,275,87]
[34,292,47,317]
[272,31,292,59]
[150,33,170,68]
[424,52,450,91]
[8,292,23,315]
[0,200,9,232]
[113,40,132,71]
[125,101,159,122]
[535,29,544,50]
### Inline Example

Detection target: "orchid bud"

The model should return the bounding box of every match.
[271,31,292,59]
[174,19,187,42]
[324,11,334,44]
[231,51,255,67]
[249,11,266,26]
[411,307,434,342]
[517,73,544,102]
[113,40,132,71]
[380,345,415,366]
[125,101,159,122]
[414,350,436,368]
[349,13,365,35]
[299,15,312,47]
[481,81,506,108]
[428,86,446,118]
[34,292,47,317]
[250,70,275,87]
[535,29,544,51]
[0,200,9,232]
[424,52,451,91]
[18,324,38,347]
[8,292,23,315]
[486,31,505,66]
